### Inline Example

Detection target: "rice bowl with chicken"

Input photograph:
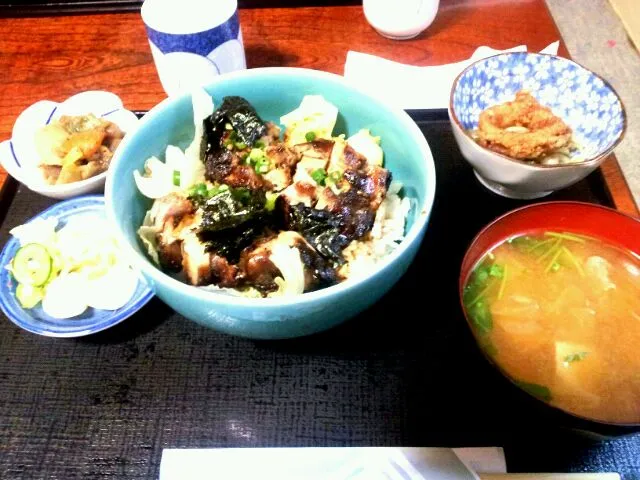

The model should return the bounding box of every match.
[134,90,411,298]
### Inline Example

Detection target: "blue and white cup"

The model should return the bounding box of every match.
[141,0,246,96]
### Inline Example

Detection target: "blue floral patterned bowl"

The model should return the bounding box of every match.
[0,195,154,337]
[449,52,626,199]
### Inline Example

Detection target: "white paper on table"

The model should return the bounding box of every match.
[159,446,506,480]
[343,41,560,110]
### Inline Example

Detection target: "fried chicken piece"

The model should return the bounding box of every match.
[476,91,572,160]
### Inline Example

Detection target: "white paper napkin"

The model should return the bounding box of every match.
[343,41,560,110]
[159,446,506,480]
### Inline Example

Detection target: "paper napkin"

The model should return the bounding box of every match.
[159,446,506,480]
[343,41,560,109]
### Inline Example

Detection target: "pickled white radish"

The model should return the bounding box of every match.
[41,272,88,319]
[85,265,138,311]
[10,214,139,318]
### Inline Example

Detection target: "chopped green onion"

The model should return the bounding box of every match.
[190,183,208,197]
[310,168,327,185]
[205,184,228,198]
[265,192,279,211]
[254,158,270,174]
[235,142,247,150]
[305,131,316,142]
[173,170,181,186]
[223,131,238,148]
[326,170,343,184]
[209,184,229,197]
[249,148,265,163]
[550,262,561,272]
[254,140,266,149]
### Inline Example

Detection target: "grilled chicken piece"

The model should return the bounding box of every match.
[209,255,240,287]
[294,139,334,162]
[180,232,240,287]
[240,231,337,293]
[204,149,267,191]
[315,186,339,211]
[150,193,195,230]
[239,233,281,292]
[261,122,281,145]
[157,239,183,272]
[280,139,335,206]
[262,143,300,191]
[180,233,210,285]
[224,163,267,190]
[148,194,196,272]
[282,176,317,207]
[343,165,390,211]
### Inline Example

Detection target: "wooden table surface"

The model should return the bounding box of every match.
[0,0,636,216]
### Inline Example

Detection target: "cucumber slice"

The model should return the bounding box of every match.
[16,283,44,309]
[12,243,52,287]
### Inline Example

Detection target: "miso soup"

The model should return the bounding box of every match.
[463,230,640,424]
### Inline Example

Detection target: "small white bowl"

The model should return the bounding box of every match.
[449,53,626,199]
[363,0,439,40]
[0,91,139,199]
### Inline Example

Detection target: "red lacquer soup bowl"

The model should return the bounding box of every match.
[459,201,640,431]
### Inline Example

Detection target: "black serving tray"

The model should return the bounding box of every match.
[0,109,638,478]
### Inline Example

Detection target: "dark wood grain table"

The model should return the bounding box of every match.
[0,0,637,216]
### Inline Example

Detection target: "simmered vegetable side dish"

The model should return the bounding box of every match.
[35,114,125,185]
[463,231,640,424]
[135,92,410,297]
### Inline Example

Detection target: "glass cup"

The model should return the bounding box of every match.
[141,0,246,96]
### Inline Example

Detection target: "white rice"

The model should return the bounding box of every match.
[339,181,411,281]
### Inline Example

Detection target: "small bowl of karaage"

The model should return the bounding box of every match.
[448,52,626,199]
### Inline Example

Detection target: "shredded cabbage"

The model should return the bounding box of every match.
[347,129,384,166]
[134,88,211,199]
[9,218,58,251]
[280,95,338,146]
[137,211,161,265]
[268,244,305,297]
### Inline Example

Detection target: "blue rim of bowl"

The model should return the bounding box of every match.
[105,67,437,310]
[0,194,155,337]
[448,52,628,170]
